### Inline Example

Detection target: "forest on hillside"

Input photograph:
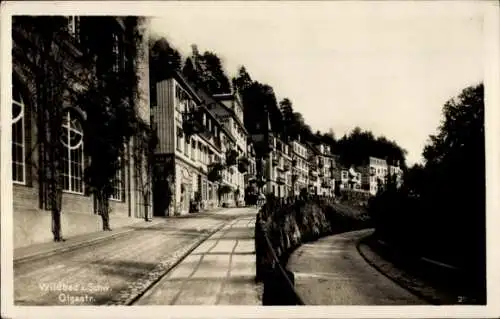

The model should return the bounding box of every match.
[149,36,408,169]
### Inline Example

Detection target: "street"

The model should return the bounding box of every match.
[287,229,428,305]
[134,212,262,305]
[14,207,259,306]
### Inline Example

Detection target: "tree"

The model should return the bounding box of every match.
[422,83,484,248]
[371,83,486,302]
[131,121,159,222]
[182,57,200,88]
[183,45,231,95]
[279,98,313,142]
[232,66,253,92]
[400,163,422,190]
[149,37,182,82]
[335,127,407,168]
[77,17,150,230]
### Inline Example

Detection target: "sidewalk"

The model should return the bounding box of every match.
[14,207,257,305]
[133,213,263,305]
[14,207,227,265]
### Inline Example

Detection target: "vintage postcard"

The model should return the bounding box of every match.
[1,1,499,318]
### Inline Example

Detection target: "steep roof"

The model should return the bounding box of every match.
[173,72,236,145]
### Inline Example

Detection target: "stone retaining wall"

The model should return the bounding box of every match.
[255,195,371,305]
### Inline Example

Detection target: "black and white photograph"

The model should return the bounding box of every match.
[1,1,499,318]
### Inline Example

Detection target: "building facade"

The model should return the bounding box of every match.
[291,139,310,195]
[361,156,404,195]
[315,143,336,197]
[11,16,151,248]
[152,73,235,216]
[211,93,249,206]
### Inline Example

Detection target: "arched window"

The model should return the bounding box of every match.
[12,86,25,184]
[60,111,84,194]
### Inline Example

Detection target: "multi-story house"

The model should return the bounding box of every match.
[305,143,321,195]
[245,138,257,184]
[153,72,232,215]
[362,156,403,195]
[246,102,273,194]
[11,16,151,248]
[265,134,279,197]
[219,124,239,207]
[315,143,336,197]
[331,155,362,192]
[291,138,310,195]
[243,138,258,202]
[272,137,293,198]
[210,92,249,205]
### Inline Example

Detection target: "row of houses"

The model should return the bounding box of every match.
[252,134,403,199]
[9,16,403,248]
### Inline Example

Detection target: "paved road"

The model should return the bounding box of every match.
[14,207,258,306]
[134,212,263,305]
[287,229,428,305]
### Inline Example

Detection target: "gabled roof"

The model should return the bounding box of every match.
[212,94,248,135]
[171,72,237,146]
[304,141,321,155]
[172,71,203,104]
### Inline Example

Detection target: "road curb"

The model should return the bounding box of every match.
[356,235,444,305]
[14,228,135,265]
[105,220,229,305]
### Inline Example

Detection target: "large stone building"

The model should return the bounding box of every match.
[11,16,151,248]
[152,72,252,215]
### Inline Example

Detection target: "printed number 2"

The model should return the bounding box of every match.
[458,296,467,303]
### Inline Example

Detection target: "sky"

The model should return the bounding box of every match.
[149,1,485,165]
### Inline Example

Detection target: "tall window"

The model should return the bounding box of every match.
[176,127,182,152]
[67,16,80,42]
[112,33,120,73]
[110,157,124,201]
[12,86,25,184]
[60,111,84,194]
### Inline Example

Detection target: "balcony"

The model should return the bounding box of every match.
[283,163,291,172]
[309,174,318,182]
[207,162,224,182]
[182,108,204,137]
[225,149,238,167]
[237,156,249,173]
